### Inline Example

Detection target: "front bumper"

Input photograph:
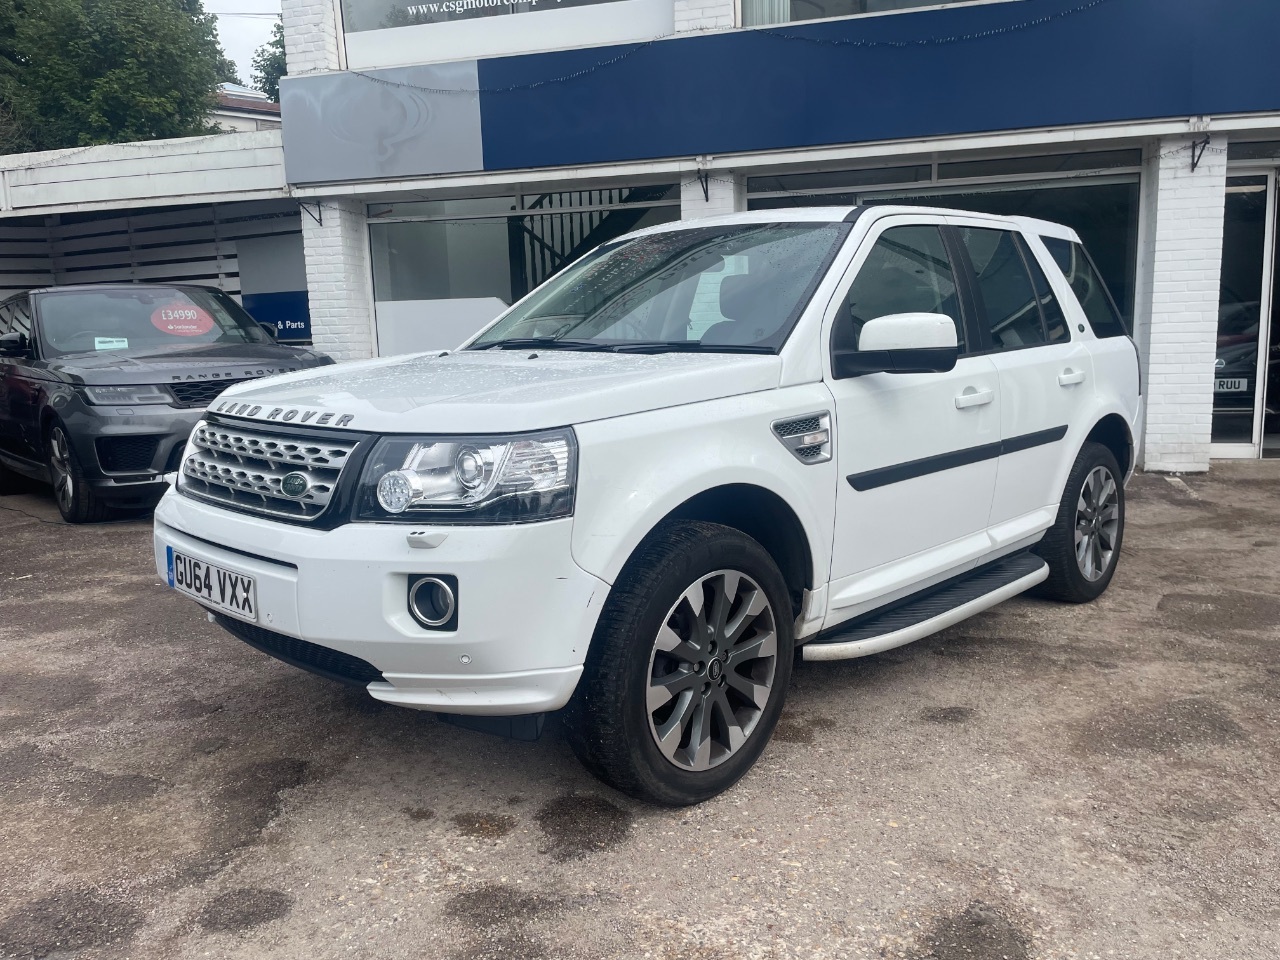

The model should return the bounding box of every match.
[62,399,204,502]
[152,490,609,715]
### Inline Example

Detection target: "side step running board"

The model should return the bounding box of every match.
[803,553,1048,661]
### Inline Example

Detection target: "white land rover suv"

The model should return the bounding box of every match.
[153,206,1140,805]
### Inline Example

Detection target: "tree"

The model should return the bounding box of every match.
[0,0,234,154]
[251,18,285,103]
[173,0,241,84]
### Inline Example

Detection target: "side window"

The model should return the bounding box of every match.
[1043,237,1129,338]
[835,224,965,355]
[958,227,1046,350]
[1017,238,1069,343]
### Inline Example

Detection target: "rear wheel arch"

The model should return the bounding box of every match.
[1084,413,1133,479]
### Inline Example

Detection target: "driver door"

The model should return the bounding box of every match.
[824,218,1001,624]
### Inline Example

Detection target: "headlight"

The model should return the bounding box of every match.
[81,384,171,405]
[355,429,577,524]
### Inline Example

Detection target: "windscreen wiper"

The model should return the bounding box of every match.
[469,338,616,351]
[604,341,776,355]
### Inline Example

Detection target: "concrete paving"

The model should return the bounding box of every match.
[0,463,1277,960]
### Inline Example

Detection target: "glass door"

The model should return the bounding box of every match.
[1266,213,1280,457]
[1212,173,1277,457]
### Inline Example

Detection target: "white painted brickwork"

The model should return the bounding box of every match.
[282,0,342,75]
[674,0,736,33]
[301,198,376,362]
[681,173,746,220]
[1136,135,1228,473]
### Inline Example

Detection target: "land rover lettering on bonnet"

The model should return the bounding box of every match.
[154,207,1140,805]
[209,400,356,426]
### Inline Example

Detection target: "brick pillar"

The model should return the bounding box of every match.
[674,0,735,32]
[300,198,377,362]
[281,0,343,75]
[1134,135,1228,473]
[681,171,746,220]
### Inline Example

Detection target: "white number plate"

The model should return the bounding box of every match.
[167,547,257,622]
[1214,378,1248,393]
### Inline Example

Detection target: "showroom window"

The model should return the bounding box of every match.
[367,186,680,355]
[747,149,1141,327]
[742,0,1024,30]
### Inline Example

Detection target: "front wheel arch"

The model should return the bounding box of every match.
[642,484,815,623]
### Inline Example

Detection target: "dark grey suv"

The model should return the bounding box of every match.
[0,284,332,522]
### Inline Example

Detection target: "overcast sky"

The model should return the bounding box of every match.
[209,1,283,88]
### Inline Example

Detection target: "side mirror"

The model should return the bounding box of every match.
[0,331,30,357]
[259,322,278,341]
[832,313,958,379]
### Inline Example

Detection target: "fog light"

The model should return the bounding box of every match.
[408,576,456,628]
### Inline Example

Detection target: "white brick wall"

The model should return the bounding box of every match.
[301,198,377,362]
[674,0,736,33]
[681,172,746,220]
[281,0,342,75]
[1135,135,1228,473]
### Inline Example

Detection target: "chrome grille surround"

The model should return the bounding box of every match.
[179,420,358,522]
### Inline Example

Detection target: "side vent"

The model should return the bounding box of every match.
[772,413,832,464]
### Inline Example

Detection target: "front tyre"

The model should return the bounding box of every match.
[1034,441,1125,603]
[566,521,794,806]
[47,424,110,524]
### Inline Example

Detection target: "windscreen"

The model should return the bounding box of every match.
[35,287,270,357]
[469,222,850,353]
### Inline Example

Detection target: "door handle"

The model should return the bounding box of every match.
[1058,368,1086,386]
[954,387,994,409]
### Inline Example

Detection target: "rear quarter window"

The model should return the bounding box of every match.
[1043,237,1129,339]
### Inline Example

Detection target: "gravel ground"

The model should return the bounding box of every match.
[0,463,1277,960]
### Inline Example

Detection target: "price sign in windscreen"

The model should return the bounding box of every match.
[152,301,217,337]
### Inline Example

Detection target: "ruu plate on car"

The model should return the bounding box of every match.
[166,547,257,621]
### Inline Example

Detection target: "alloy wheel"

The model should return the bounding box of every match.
[646,569,778,772]
[49,427,74,512]
[1075,465,1119,582]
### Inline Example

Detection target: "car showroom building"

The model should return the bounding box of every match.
[275,0,1280,471]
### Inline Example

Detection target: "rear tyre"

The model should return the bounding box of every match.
[566,521,794,806]
[47,423,111,524]
[1034,441,1124,603]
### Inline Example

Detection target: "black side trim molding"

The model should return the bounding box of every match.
[1001,424,1069,455]
[847,425,1068,491]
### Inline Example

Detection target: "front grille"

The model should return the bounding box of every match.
[96,435,160,472]
[213,614,384,686]
[168,378,254,408]
[180,421,357,522]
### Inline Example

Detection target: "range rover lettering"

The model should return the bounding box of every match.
[152,208,1140,805]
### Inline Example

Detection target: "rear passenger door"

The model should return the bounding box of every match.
[825,217,1002,621]
[947,217,1094,543]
